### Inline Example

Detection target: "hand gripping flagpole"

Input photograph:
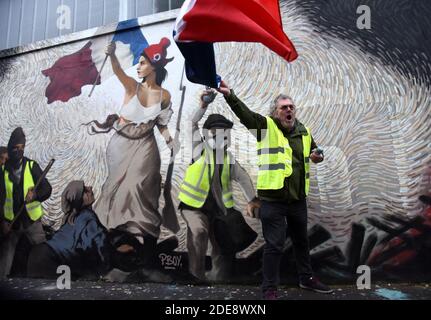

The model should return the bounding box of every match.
[161,63,187,234]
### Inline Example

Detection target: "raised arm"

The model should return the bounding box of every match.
[105,42,136,95]
[190,89,217,162]
[217,80,267,141]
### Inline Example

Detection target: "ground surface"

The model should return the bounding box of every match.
[0,278,430,300]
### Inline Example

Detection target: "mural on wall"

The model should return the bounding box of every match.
[0,0,430,284]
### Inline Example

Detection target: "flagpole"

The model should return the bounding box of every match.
[161,63,186,233]
[89,1,127,98]
[88,53,108,98]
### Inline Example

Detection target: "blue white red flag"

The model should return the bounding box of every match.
[173,0,298,88]
[42,19,148,104]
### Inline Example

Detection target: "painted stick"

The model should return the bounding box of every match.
[1,159,56,240]
[161,63,186,233]
[88,54,108,97]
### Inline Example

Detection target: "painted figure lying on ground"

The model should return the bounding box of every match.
[0,128,52,279]
[27,180,145,279]
[87,38,180,272]
[367,194,431,271]
[178,89,260,283]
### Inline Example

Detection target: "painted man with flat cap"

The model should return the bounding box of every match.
[0,127,52,279]
[178,89,260,282]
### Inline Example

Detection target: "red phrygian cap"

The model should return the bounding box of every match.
[143,37,174,68]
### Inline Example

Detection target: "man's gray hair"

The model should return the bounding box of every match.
[268,94,294,116]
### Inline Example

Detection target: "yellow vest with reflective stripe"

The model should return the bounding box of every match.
[257,117,312,195]
[179,151,234,209]
[3,161,44,221]
[302,126,312,196]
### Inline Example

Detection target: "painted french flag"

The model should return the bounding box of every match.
[42,19,148,104]
[173,0,298,88]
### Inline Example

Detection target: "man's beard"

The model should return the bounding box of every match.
[281,119,295,130]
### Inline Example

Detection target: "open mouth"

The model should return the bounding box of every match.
[286,115,292,121]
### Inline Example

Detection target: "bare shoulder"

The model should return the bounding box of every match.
[161,89,172,109]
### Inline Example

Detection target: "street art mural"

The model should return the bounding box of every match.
[0,0,430,285]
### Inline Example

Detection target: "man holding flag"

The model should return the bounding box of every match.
[174,0,333,299]
[217,81,333,299]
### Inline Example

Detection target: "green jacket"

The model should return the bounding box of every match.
[225,91,317,203]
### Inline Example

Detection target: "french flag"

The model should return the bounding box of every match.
[173,0,298,88]
[42,19,148,104]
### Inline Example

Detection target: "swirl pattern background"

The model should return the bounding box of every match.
[0,0,430,260]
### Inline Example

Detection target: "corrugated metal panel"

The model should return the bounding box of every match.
[46,0,62,39]
[20,0,36,45]
[0,0,184,51]
[7,0,23,49]
[60,0,76,35]
[156,0,170,12]
[137,0,154,17]
[32,0,49,42]
[127,0,136,18]
[104,0,120,25]
[0,0,11,49]
[89,0,104,28]
[75,0,90,32]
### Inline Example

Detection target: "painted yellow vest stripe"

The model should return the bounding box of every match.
[4,161,44,221]
[179,151,234,209]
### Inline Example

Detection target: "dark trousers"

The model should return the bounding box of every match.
[260,199,313,292]
[0,220,46,279]
[27,243,61,279]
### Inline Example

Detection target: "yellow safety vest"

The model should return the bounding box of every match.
[3,160,44,221]
[256,116,312,195]
[179,151,234,209]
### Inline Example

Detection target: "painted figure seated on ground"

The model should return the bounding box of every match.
[27,180,146,280]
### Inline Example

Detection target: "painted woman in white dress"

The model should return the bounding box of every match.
[90,38,179,252]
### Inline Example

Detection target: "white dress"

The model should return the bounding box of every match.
[95,84,173,239]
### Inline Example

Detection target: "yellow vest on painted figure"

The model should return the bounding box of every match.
[179,151,234,209]
[3,161,44,221]
[257,116,312,195]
